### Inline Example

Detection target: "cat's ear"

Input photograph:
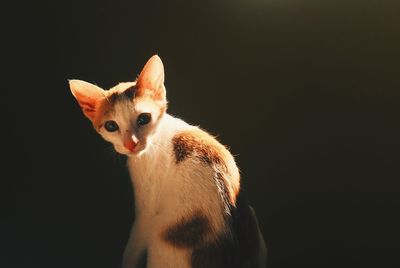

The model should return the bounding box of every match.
[136,55,166,102]
[69,79,105,121]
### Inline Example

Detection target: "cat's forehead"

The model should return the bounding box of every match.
[102,82,157,114]
[106,82,137,102]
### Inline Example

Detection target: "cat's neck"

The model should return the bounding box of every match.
[126,114,190,216]
[128,113,189,167]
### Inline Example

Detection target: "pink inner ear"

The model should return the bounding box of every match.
[74,92,98,120]
[136,55,165,98]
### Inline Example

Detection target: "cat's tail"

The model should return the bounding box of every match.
[249,206,267,268]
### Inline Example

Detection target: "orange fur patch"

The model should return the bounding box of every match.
[172,129,240,207]
[92,98,112,130]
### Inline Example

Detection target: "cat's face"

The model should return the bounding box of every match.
[69,55,167,156]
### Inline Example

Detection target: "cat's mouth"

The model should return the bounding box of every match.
[116,143,146,156]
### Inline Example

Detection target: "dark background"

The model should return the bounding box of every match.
[2,0,400,267]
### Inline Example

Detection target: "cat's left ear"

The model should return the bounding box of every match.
[136,55,166,102]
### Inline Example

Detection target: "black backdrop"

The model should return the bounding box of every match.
[3,1,400,267]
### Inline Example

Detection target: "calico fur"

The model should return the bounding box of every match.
[69,55,266,268]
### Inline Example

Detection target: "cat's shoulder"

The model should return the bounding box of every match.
[171,125,231,166]
[165,115,240,203]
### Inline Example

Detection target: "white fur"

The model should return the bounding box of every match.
[122,114,228,268]
[69,56,263,267]
[70,79,264,267]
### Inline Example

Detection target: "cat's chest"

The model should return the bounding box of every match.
[127,151,181,213]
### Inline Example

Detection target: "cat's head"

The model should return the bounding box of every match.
[69,55,167,156]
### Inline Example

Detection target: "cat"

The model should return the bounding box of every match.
[69,55,267,268]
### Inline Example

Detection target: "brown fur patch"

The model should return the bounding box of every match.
[123,85,137,99]
[172,130,238,207]
[108,85,137,103]
[162,211,211,248]
[106,92,118,103]
[172,130,224,165]
[191,191,265,268]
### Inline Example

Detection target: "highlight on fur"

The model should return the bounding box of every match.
[69,55,267,268]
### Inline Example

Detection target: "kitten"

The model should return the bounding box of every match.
[69,55,267,268]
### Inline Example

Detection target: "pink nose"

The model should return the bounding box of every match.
[123,139,137,152]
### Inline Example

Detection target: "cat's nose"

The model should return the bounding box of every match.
[123,138,137,152]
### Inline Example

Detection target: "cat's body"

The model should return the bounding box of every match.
[69,55,266,268]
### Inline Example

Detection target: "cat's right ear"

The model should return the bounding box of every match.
[69,79,105,121]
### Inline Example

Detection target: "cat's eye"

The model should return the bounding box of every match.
[104,120,119,132]
[137,113,151,127]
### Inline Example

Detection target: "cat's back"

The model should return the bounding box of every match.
[167,118,240,206]
[164,116,266,267]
